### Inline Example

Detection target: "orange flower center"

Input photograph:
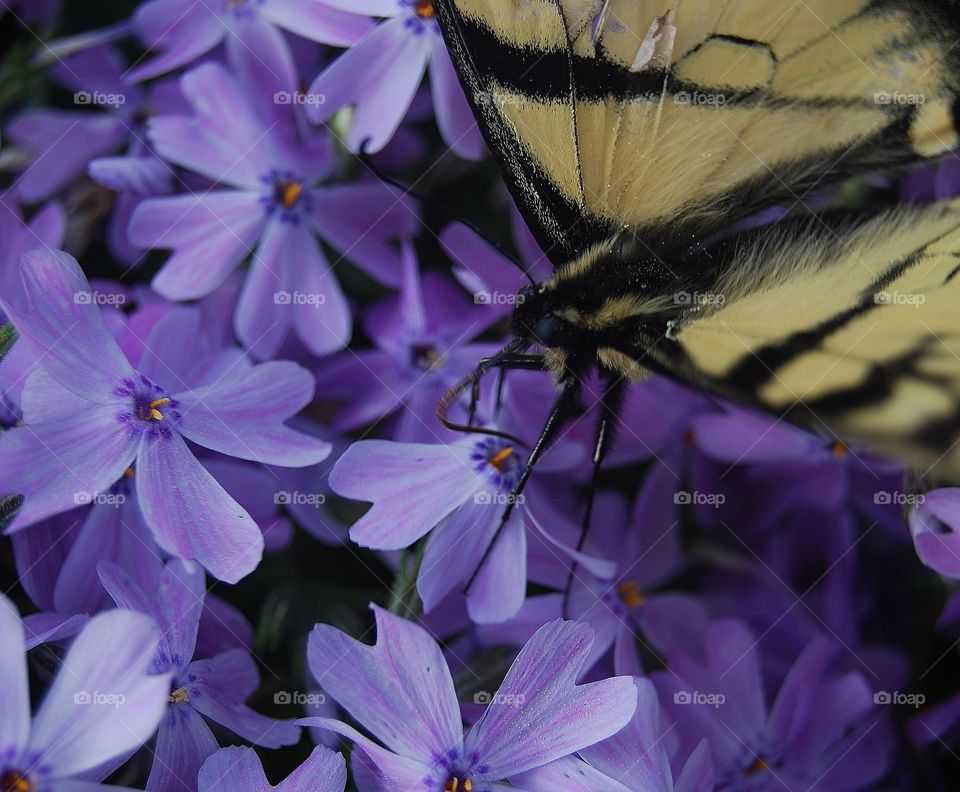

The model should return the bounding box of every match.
[1,771,32,792]
[831,440,849,459]
[488,446,514,472]
[137,397,170,422]
[743,757,770,777]
[617,580,646,608]
[276,181,304,209]
[444,778,472,792]
[414,0,435,19]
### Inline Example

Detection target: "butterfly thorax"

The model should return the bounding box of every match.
[512,235,702,384]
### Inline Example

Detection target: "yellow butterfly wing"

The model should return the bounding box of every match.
[436,0,960,262]
[654,201,960,478]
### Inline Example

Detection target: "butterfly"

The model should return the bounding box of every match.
[431,0,960,493]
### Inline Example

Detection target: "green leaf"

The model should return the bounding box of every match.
[0,325,16,362]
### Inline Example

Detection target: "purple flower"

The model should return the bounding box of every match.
[317,242,500,441]
[516,678,713,792]
[0,248,329,581]
[126,0,372,83]
[909,488,960,577]
[99,559,300,792]
[307,1,484,158]
[301,608,637,789]
[653,618,892,791]
[493,484,688,676]
[129,62,416,359]
[6,47,162,205]
[0,593,170,791]
[329,434,528,622]
[198,746,346,792]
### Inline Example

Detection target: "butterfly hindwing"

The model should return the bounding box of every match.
[650,201,960,477]
[435,0,960,263]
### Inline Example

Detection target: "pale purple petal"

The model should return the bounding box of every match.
[0,249,136,400]
[306,605,462,761]
[88,155,174,195]
[28,610,170,777]
[296,719,431,787]
[510,756,631,792]
[279,745,348,792]
[198,746,268,792]
[136,431,263,583]
[188,649,300,748]
[255,220,351,357]
[580,678,673,792]
[0,410,139,531]
[466,512,526,624]
[128,0,225,83]
[465,620,638,779]
[173,361,330,466]
[418,499,500,613]
[148,705,219,792]
[309,182,416,287]
[264,0,373,45]
[428,37,484,160]
[330,440,479,550]
[7,111,127,203]
[307,17,430,153]
[0,595,30,763]
[130,192,264,300]
[22,613,89,651]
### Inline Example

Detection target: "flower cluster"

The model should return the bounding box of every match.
[1,3,959,791]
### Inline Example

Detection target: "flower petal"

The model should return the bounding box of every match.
[296,718,431,788]
[0,595,30,764]
[198,746,268,792]
[136,431,263,583]
[147,705,220,792]
[306,605,462,761]
[0,410,139,531]
[465,620,637,779]
[188,649,300,748]
[28,610,170,777]
[130,192,264,301]
[330,440,479,550]
[173,361,330,466]
[128,1,225,83]
[279,745,348,792]
[466,511,526,624]
[0,249,136,400]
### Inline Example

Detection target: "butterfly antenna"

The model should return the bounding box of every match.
[358,140,535,286]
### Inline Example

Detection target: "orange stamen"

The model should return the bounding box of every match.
[280,181,303,208]
[488,446,514,471]
[414,0,435,19]
[617,580,646,608]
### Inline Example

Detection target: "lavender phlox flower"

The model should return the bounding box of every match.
[316,241,501,442]
[98,558,300,792]
[909,488,960,578]
[129,61,417,359]
[126,0,372,84]
[301,608,637,790]
[0,248,329,582]
[0,593,171,792]
[308,0,484,158]
[198,745,346,792]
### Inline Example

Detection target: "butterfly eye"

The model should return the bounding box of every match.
[534,315,568,348]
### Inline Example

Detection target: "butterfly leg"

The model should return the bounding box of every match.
[464,376,581,592]
[563,374,626,618]
[467,353,546,427]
